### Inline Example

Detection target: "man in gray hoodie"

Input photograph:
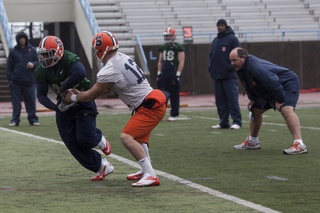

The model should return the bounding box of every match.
[6,31,39,126]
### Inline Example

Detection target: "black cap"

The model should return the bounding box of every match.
[216,19,227,27]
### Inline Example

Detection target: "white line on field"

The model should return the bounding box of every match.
[0,127,280,213]
[267,176,288,181]
[195,116,320,130]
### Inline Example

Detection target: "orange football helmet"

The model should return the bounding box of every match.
[163,27,176,43]
[92,31,119,62]
[38,36,64,68]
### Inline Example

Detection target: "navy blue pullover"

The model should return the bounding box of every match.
[6,31,39,85]
[236,55,300,103]
[208,26,240,80]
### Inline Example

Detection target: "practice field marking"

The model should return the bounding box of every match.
[267,176,288,181]
[0,127,280,213]
[195,116,320,130]
[211,132,222,134]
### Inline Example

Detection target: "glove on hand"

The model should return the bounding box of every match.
[58,100,77,112]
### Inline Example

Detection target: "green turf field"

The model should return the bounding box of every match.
[0,107,319,213]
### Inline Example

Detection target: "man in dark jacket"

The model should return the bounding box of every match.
[230,47,307,155]
[6,31,39,126]
[208,19,242,130]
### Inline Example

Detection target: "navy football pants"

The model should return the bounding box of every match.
[157,62,180,117]
[56,101,102,173]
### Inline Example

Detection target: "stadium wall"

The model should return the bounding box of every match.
[138,41,320,94]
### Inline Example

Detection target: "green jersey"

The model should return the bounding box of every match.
[158,42,185,68]
[35,50,90,93]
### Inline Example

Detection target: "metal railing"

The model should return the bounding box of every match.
[79,0,100,36]
[136,29,320,74]
[0,0,13,56]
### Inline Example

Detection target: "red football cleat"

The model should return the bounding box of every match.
[91,161,114,181]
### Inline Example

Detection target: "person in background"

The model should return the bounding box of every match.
[65,31,168,187]
[230,47,307,155]
[6,31,39,127]
[208,19,242,130]
[157,27,185,121]
[35,36,113,181]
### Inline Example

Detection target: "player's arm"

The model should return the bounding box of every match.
[65,82,111,104]
[176,51,185,76]
[61,62,86,91]
[37,82,59,111]
[157,52,163,75]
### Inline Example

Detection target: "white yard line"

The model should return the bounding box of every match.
[0,127,280,213]
[194,116,320,130]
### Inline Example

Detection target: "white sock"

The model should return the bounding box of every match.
[294,139,304,145]
[137,157,155,178]
[249,136,259,143]
[141,143,151,161]
[97,136,106,149]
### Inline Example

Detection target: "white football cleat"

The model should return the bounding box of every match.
[132,174,160,187]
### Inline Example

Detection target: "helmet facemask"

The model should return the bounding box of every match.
[92,43,111,63]
[163,27,176,44]
[164,34,176,43]
[38,36,64,68]
[38,48,61,68]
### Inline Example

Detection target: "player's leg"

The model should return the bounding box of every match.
[23,84,39,125]
[282,107,307,154]
[120,132,147,161]
[9,82,22,126]
[123,105,165,186]
[74,103,114,180]
[281,86,307,154]
[250,107,266,137]
[234,101,267,150]
[224,78,242,128]
[280,106,301,140]
[214,79,230,128]
[168,77,180,118]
